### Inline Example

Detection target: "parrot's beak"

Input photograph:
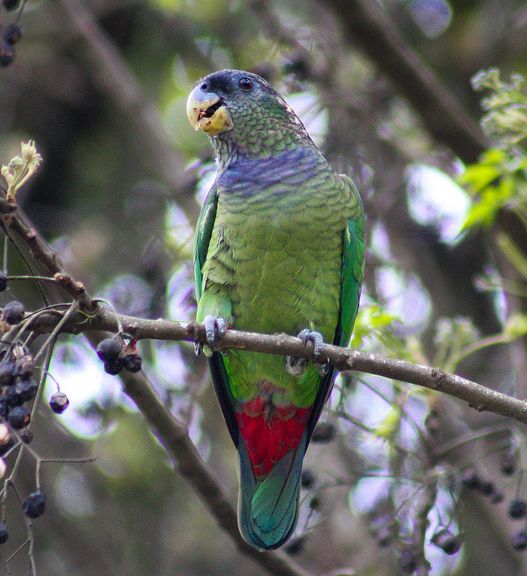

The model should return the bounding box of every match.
[186,87,233,136]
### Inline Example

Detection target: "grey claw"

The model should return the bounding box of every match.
[297,329,324,357]
[194,342,203,356]
[203,315,227,348]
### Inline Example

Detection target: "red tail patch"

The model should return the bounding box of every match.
[236,396,310,478]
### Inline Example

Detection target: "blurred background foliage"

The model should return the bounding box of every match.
[3,0,527,574]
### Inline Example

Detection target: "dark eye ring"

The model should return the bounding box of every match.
[239,77,254,91]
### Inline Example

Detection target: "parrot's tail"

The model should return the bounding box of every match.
[237,432,306,550]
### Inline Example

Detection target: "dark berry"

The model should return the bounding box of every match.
[0,436,14,456]
[16,378,37,402]
[104,358,124,375]
[501,451,517,476]
[301,469,316,489]
[123,353,142,373]
[431,529,462,555]
[96,338,122,363]
[0,362,16,387]
[509,499,527,519]
[49,392,69,414]
[512,529,527,551]
[3,23,21,45]
[22,492,46,519]
[6,386,23,407]
[2,301,24,325]
[2,0,21,10]
[461,468,481,490]
[491,491,505,504]
[311,422,336,443]
[399,550,418,574]
[20,429,33,444]
[478,480,495,497]
[0,272,6,292]
[0,522,8,544]
[7,405,29,429]
[284,536,305,555]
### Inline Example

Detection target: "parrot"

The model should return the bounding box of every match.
[186,69,365,551]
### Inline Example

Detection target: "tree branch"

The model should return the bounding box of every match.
[320,0,488,163]
[0,203,311,576]
[27,308,527,427]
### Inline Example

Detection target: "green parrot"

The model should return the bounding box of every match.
[187,70,365,550]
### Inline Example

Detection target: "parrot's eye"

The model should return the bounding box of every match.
[239,77,254,91]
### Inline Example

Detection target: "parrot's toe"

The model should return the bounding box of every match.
[203,315,227,349]
[297,329,324,357]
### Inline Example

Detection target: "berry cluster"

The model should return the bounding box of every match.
[461,452,527,552]
[96,337,142,375]
[0,344,37,432]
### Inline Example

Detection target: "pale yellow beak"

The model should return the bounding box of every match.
[186,86,233,136]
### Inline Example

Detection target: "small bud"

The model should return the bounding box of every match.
[22,492,46,519]
[49,392,69,414]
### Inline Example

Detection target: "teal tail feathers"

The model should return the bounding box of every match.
[237,432,306,550]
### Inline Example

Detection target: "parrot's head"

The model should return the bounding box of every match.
[187,69,310,157]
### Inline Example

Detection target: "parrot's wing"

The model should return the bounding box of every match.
[307,174,365,439]
[193,183,239,446]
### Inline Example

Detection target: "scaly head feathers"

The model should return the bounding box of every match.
[187,69,314,162]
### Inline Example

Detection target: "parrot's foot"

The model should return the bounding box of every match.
[297,329,324,357]
[195,315,227,356]
[285,329,325,377]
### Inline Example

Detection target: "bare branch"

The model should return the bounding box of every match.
[57,0,200,220]
[319,0,488,163]
[28,309,527,427]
